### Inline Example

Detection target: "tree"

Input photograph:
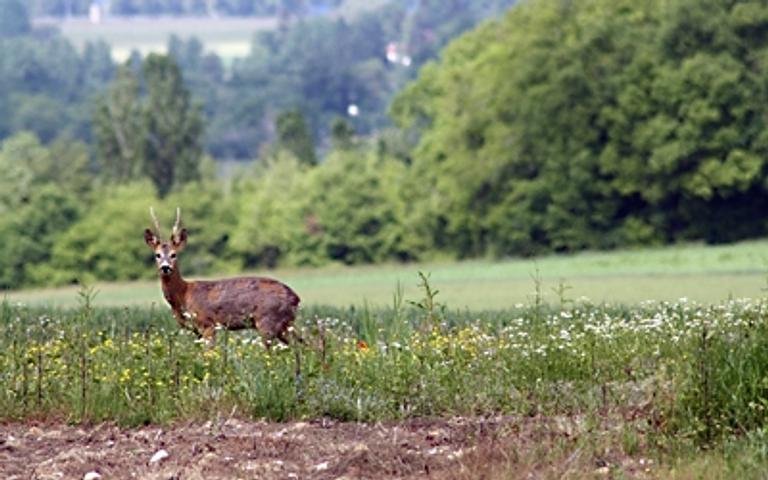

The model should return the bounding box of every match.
[219,1,515,159]
[230,150,416,268]
[0,132,90,212]
[82,40,116,89]
[0,0,30,37]
[94,55,204,196]
[142,54,205,196]
[0,35,94,143]
[46,182,160,284]
[93,65,145,182]
[278,0,306,27]
[11,95,73,143]
[393,0,768,257]
[0,185,81,288]
[276,108,316,165]
[330,117,355,151]
[300,151,413,264]
[0,132,89,288]
[230,152,310,268]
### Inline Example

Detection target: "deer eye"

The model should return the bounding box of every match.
[170,253,177,259]
[155,253,161,259]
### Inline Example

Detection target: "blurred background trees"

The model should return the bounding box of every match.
[4,0,768,289]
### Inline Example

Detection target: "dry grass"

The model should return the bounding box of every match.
[448,413,658,480]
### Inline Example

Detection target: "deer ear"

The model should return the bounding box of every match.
[172,228,188,250]
[144,228,160,248]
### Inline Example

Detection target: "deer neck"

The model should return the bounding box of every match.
[161,269,189,313]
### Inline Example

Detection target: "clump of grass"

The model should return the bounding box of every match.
[667,300,768,446]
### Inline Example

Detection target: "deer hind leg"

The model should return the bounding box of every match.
[255,311,283,348]
[257,312,302,393]
[276,322,304,400]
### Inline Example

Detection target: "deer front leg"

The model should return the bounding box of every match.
[172,310,190,330]
[173,309,203,337]
[201,326,216,341]
[196,318,217,348]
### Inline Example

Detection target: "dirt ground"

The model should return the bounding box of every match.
[0,416,653,479]
[0,416,501,480]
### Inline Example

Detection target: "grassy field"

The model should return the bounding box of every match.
[35,2,386,63]
[35,16,276,62]
[5,242,768,476]
[3,295,768,476]
[6,239,768,309]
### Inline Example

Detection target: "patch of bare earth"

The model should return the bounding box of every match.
[0,415,657,479]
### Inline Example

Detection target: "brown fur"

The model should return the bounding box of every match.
[145,220,300,346]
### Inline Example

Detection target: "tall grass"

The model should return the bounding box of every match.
[2,284,768,454]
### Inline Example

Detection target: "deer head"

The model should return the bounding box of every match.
[144,207,188,277]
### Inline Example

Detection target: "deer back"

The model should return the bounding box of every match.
[185,276,300,336]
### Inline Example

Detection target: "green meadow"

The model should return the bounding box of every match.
[5,240,768,476]
[35,0,386,62]
[7,240,768,309]
[35,16,276,61]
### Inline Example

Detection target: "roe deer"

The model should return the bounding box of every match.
[144,207,300,347]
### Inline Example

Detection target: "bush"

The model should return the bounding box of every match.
[46,182,160,284]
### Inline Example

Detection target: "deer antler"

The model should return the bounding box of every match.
[149,206,163,238]
[172,207,182,238]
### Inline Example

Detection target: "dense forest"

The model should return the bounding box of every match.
[3,0,768,289]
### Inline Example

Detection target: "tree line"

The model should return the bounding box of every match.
[393,0,768,254]
[3,0,768,290]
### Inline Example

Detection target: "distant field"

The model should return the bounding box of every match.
[5,240,768,309]
[34,2,387,63]
[34,16,277,61]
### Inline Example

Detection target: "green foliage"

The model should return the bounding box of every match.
[94,55,205,197]
[0,132,420,288]
[393,0,768,257]
[0,132,91,211]
[0,34,90,141]
[0,0,30,37]
[275,108,316,166]
[142,54,205,196]
[229,152,310,268]
[93,65,144,182]
[330,117,356,151]
[300,150,414,264]
[45,182,160,284]
[1,1,513,159]
[163,179,240,274]
[0,186,81,288]
[0,133,91,288]
[231,150,416,268]
[8,0,768,288]
[32,178,244,286]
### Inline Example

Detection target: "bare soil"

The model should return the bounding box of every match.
[0,416,654,479]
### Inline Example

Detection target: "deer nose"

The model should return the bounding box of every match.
[160,265,172,274]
